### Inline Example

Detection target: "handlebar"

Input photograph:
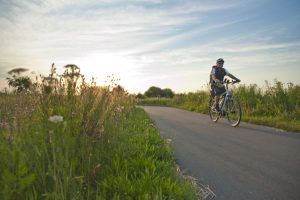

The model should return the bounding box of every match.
[223,78,240,84]
[211,79,241,86]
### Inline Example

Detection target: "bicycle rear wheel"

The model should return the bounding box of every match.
[226,98,242,127]
[209,98,219,122]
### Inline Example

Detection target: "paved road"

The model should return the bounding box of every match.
[142,106,300,200]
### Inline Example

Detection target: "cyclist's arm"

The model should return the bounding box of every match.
[211,68,221,82]
[227,73,240,82]
[211,74,219,82]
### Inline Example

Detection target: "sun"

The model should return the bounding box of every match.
[70,52,142,90]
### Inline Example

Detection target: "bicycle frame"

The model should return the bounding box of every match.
[219,82,232,114]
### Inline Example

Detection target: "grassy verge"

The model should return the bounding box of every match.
[1,65,200,199]
[0,90,198,199]
[99,108,198,199]
[138,81,300,133]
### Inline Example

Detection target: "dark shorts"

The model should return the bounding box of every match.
[211,85,226,96]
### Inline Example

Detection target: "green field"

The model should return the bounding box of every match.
[138,81,300,132]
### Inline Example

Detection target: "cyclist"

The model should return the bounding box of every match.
[210,58,240,112]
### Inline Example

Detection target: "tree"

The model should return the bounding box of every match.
[136,93,145,99]
[162,88,175,98]
[144,86,175,98]
[145,86,163,97]
[6,68,32,92]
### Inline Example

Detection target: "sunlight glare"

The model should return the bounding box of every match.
[73,52,141,87]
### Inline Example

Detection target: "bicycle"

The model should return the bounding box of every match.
[209,79,242,127]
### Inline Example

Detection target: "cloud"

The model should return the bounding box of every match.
[0,0,299,92]
[212,42,300,54]
[0,0,240,68]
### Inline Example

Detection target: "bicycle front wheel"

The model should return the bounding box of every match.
[226,98,242,127]
[209,98,219,122]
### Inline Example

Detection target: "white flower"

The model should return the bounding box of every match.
[166,139,172,144]
[48,115,64,123]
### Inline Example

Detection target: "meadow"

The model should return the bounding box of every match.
[0,66,199,199]
[138,80,300,132]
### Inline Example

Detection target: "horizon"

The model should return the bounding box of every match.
[1,0,300,93]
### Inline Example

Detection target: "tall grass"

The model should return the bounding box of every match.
[0,66,198,199]
[138,81,300,132]
[235,81,300,131]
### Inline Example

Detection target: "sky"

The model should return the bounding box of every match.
[0,0,299,93]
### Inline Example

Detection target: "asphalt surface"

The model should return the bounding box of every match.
[142,106,300,200]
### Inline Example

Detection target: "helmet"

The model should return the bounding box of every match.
[216,58,224,64]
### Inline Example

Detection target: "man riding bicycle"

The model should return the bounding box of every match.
[210,58,240,112]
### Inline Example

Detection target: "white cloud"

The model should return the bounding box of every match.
[213,42,300,53]
[0,0,238,65]
[0,0,299,92]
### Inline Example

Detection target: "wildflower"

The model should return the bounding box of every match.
[49,115,63,123]
[166,139,172,144]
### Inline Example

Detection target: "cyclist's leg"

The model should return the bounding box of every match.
[219,87,226,114]
[212,86,221,111]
